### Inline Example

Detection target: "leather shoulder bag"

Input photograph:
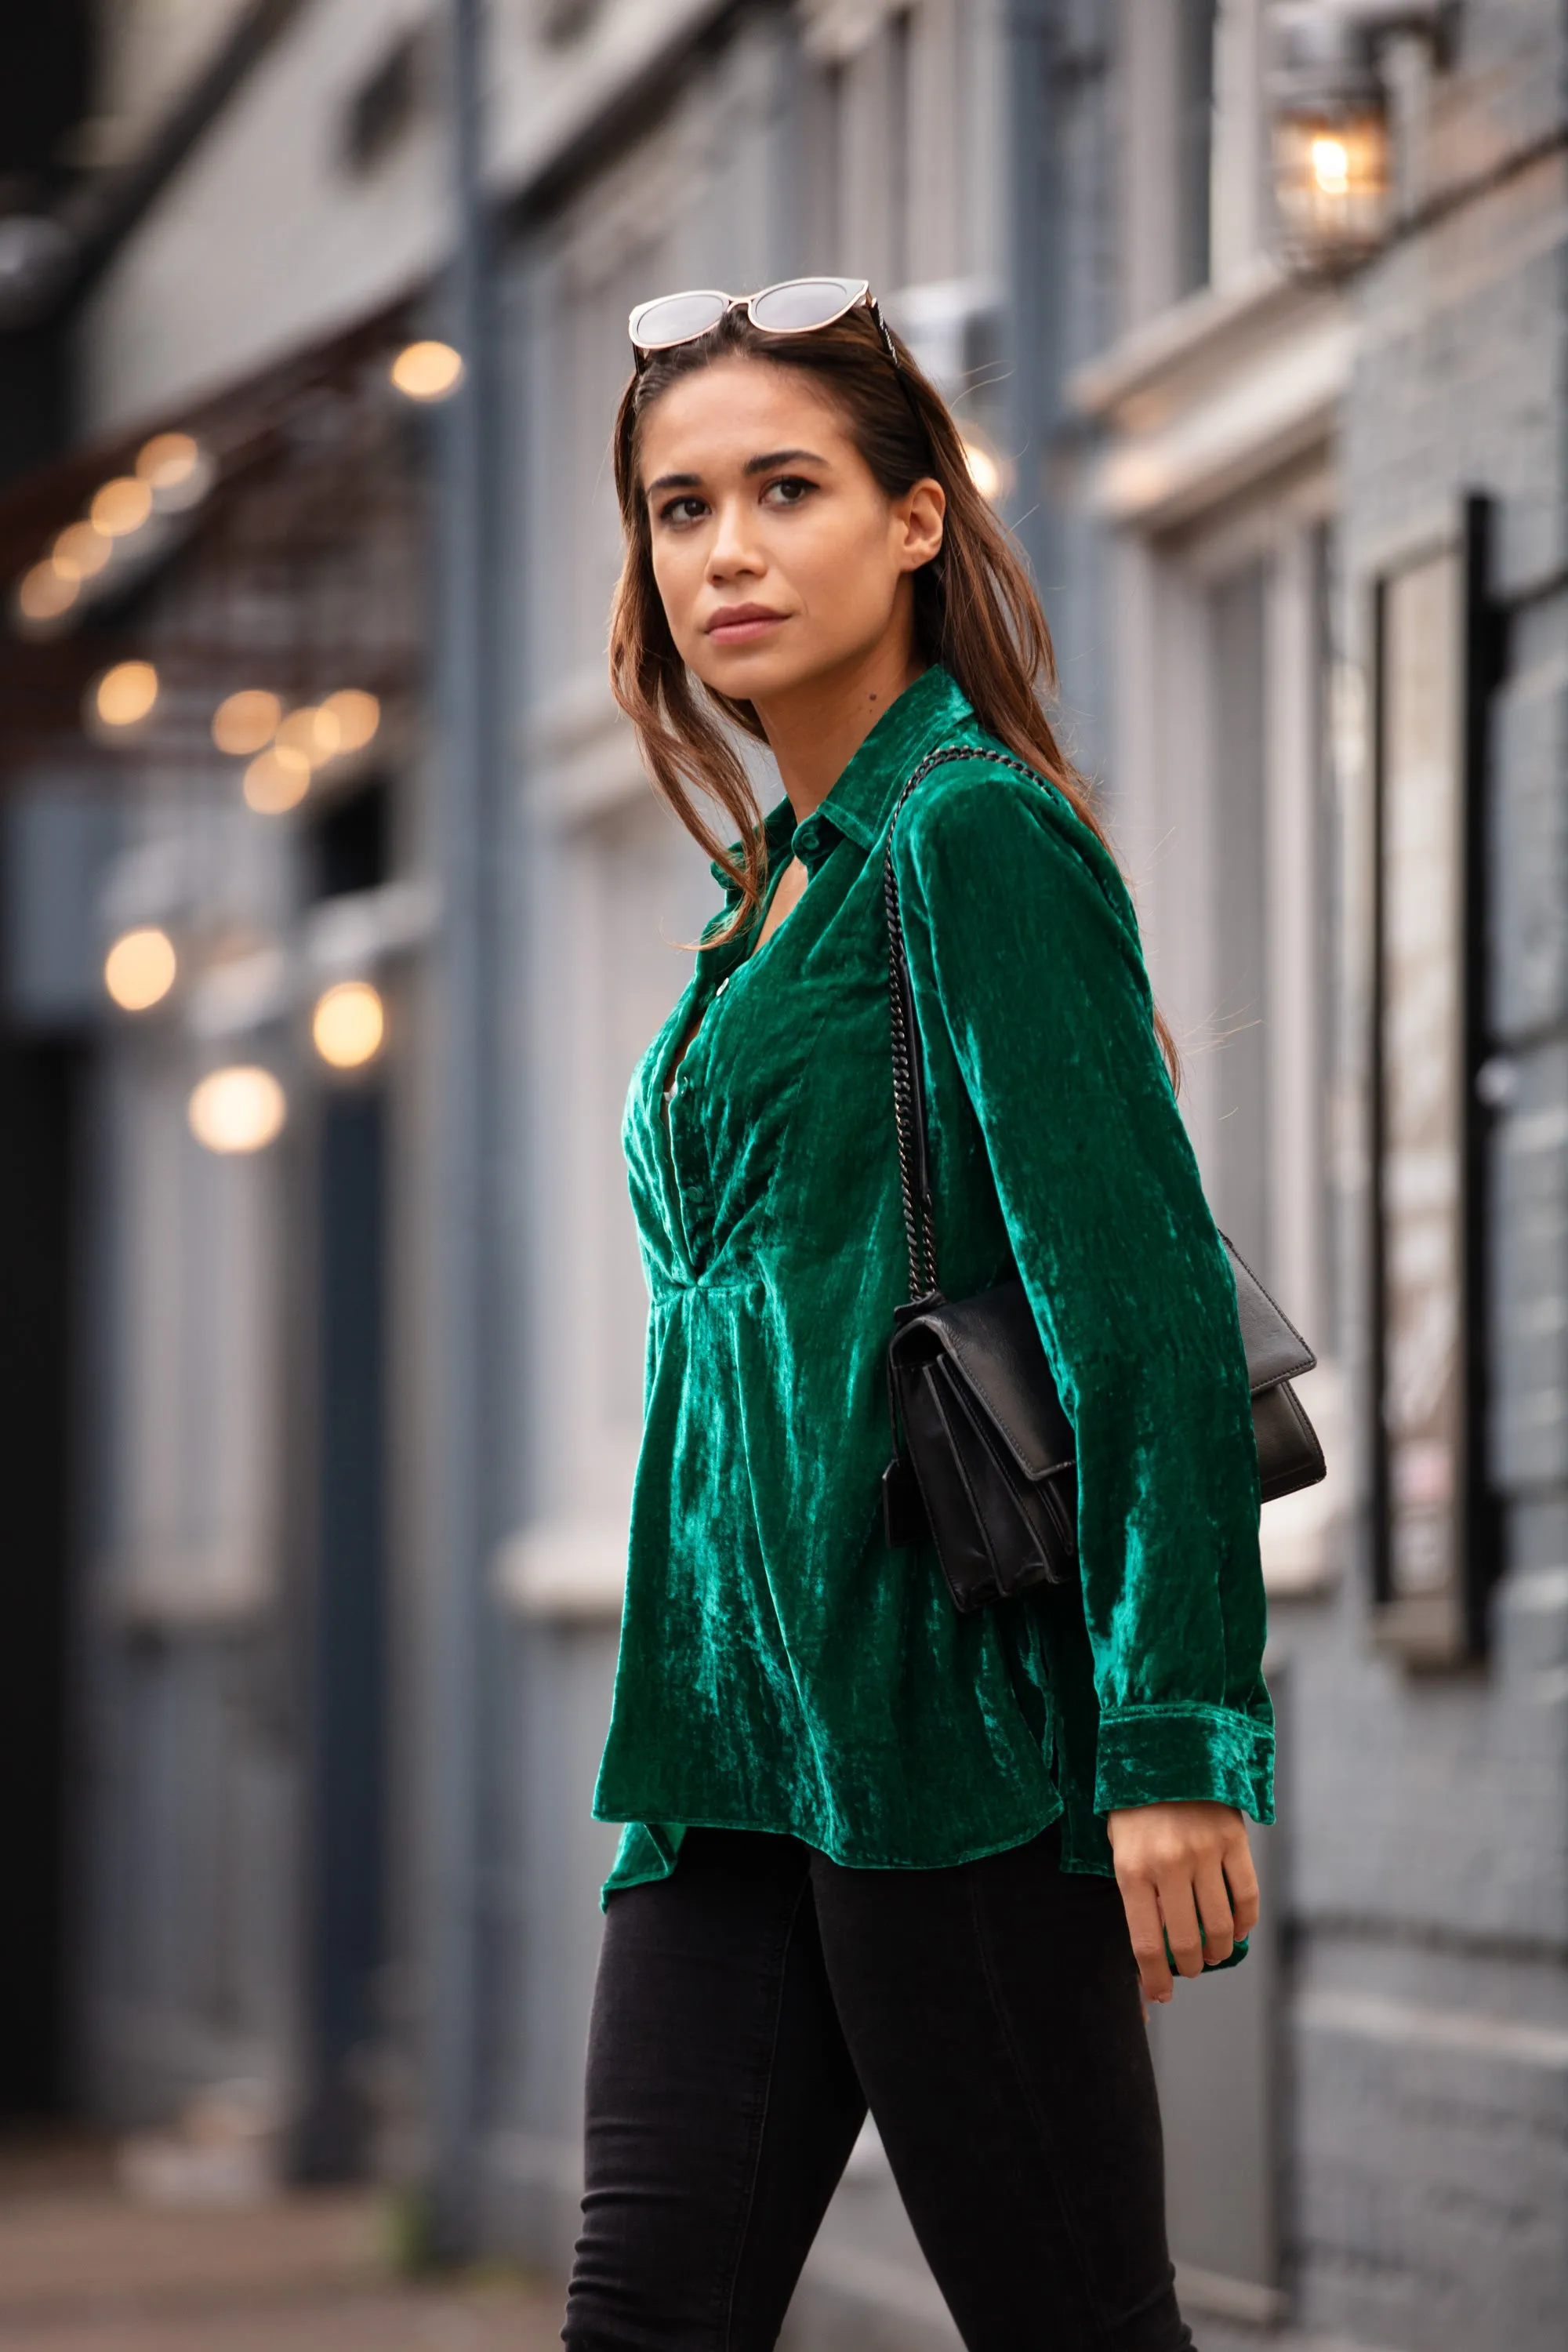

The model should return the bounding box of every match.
[878,745,1328,1615]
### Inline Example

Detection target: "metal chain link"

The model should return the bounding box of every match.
[883,742,1053,1305]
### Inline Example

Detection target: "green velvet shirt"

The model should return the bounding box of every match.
[597,665,1272,1899]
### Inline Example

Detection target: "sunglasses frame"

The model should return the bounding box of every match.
[628,277,901,367]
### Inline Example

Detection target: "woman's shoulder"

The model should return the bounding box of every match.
[893,726,1137,938]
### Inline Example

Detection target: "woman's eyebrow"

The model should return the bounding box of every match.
[744,448,827,474]
[646,470,702,495]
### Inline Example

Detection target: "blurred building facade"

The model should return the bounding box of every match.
[0,5,1563,2350]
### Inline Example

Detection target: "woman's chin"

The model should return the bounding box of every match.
[691,642,811,703]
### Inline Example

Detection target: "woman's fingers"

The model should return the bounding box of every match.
[1116,1872,1173,2005]
[1193,1853,1235,1965]
[1224,1826,1261,1940]
[1156,1874,1207,1980]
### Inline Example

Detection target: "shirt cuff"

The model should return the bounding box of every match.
[1094,1702,1276,1824]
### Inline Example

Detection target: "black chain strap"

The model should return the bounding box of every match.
[884,742,1054,1304]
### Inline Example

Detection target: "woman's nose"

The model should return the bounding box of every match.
[707,497,762,579]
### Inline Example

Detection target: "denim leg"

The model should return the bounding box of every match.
[563,1829,866,2352]
[811,1824,1194,2352]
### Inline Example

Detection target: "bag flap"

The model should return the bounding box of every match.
[891,1281,1076,1481]
[1221,1232,1317,1390]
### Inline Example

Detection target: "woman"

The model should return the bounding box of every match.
[563,278,1272,2352]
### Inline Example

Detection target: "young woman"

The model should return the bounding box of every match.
[562,278,1272,2352]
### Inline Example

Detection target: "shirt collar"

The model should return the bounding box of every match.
[709,665,975,891]
[791,666,975,873]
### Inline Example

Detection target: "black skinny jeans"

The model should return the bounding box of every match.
[563,1823,1194,2352]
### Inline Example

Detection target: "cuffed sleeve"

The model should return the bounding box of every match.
[897,757,1274,1826]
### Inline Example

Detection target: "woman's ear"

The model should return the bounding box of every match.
[897,477,946,574]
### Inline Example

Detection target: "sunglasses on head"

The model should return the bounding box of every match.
[627,276,901,364]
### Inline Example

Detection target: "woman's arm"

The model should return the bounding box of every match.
[897,763,1273,1925]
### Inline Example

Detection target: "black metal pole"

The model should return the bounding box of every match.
[428,0,493,2257]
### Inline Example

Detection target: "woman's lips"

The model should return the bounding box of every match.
[706,608,786,645]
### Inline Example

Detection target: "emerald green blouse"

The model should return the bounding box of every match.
[597,666,1272,1899]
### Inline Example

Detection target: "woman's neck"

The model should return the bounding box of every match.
[753,635,925,824]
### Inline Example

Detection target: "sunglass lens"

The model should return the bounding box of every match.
[748,278,862,334]
[629,290,731,349]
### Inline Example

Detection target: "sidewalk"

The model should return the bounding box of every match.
[0,2137,564,2352]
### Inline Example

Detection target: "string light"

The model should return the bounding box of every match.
[136,431,209,509]
[104,927,177,1011]
[319,688,380,752]
[276,704,343,767]
[212,689,282,755]
[52,521,112,580]
[243,744,311,814]
[90,660,159,729]
[313,981,385,1069]
[16,562,79,623]
[187,1066,287,1154]
[390,339,464,401]
[90,475,154,537]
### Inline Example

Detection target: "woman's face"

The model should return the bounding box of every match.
[637,356,945,709]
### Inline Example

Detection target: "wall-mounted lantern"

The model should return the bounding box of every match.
[1269,0,1449,274]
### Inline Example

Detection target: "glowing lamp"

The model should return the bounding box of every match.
[390,339,464,401]
[188,1065,287,1154]
[104,926,177,1011]
[1272,106,1390,270]
[313,981,385,1069]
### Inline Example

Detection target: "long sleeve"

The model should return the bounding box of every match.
[896,757,1273,1824]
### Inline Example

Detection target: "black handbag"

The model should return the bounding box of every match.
[878,746,1328,1615]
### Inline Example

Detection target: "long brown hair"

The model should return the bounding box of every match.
[608,301,1180,1088]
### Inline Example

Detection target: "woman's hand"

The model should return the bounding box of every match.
[1105,1800,1259,2005]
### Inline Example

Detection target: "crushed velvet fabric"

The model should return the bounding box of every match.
[597,666,1272,1904]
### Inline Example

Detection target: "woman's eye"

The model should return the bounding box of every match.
[657,495,707,526]
[764,476,815,507]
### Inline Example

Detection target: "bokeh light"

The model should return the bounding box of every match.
[319,687,380,752]
[243,743,311,813]
[1311,136,1350,197]
[390,339,464,401]
[52,521,113,580]
[90,475,154,537]
[276,704,342,767]
[187,1065,288,1154]
[16,562,79,622]
[136,430,212,513]
[212,688,281,755]
[103,927,177,1011]
[312,980,385,1069]
[962,439,1002,503]
[91,660,160,729]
